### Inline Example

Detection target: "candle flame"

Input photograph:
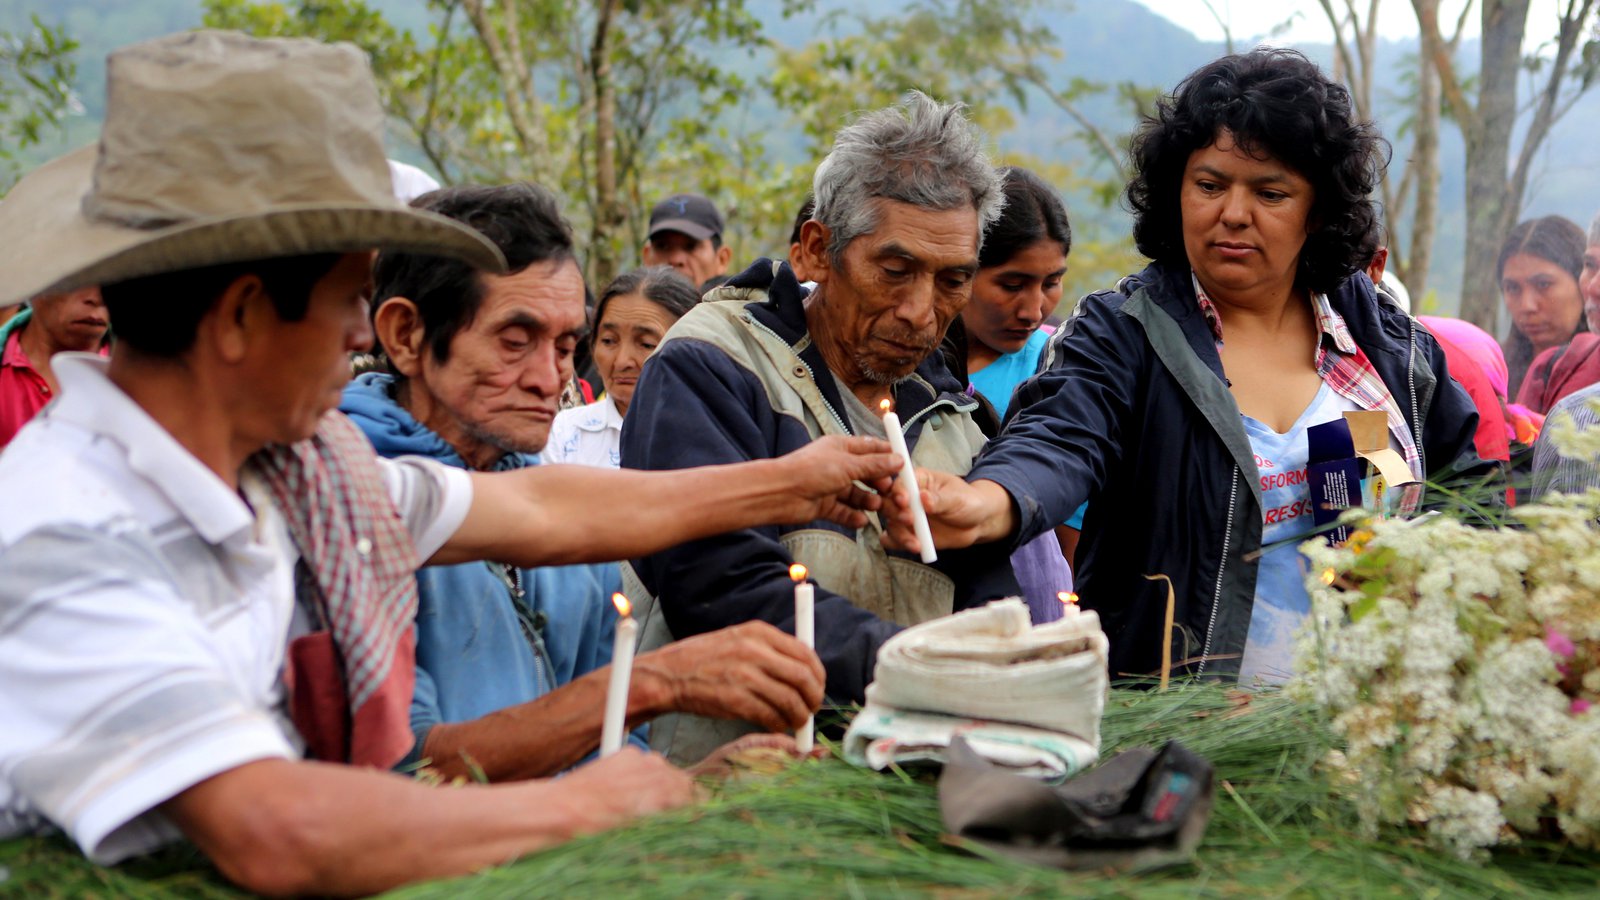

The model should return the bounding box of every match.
[612,592,632,617]
[1058,591,1079,606]
[789,563,808,583]
[878,398,893,413]
[1320,568,1336,586]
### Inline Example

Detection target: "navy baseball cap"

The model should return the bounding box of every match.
[647,193,724,242]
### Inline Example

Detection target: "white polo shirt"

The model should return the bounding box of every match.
[0,354,471,863]
[545,396,624,469]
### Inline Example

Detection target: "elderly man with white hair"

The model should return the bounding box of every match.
[621,93,1022,762]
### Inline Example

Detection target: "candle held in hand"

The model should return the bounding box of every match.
[1058,591,1080,616]
[790,564,815,753]
[879,398,937,563]
[600,592,638,757]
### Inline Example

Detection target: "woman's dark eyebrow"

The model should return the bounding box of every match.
[997,266,1067,280]
[1193,164,1293,187]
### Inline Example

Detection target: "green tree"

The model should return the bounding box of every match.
[201,0,1154,302]
[203,0,769,286]
[1318,0,1470,297]
[0,16,78,191]
[762,0,1149,314]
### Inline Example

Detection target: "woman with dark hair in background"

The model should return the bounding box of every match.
[1529,212,1600,497]
[1502,215,1596,413]
[942,166,1079,620]
[962,167,1072,410]
[546,266,700,467]
[886,49,1494,686]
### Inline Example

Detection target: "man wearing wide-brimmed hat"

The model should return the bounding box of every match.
[0,30,901,896]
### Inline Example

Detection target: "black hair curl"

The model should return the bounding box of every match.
[1125,48,1388,295]
[979,167,1072,269]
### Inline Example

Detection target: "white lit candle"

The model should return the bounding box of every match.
[791,563,815,753]
[600,592,638,757]
[1058,591,1081,617]
[879,399,937,564]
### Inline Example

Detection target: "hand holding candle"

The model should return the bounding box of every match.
[600,592,638,757]
[878,398,937,564]
[790,564,815,753]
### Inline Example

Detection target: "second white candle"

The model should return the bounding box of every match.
[878,399,937,563]
[790,564,815,753]
[600,593,638,757]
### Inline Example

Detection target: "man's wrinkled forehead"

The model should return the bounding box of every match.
[473,258,588,335]
[854,201,981,269]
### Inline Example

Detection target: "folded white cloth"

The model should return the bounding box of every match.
[842,706,1097,780]
[844,597,1110,780]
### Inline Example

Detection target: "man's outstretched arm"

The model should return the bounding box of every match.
[164,749,694,897]
[430,434,899,568]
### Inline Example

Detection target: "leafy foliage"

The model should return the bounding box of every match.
[198,0,1145,303]
[0,15,77,191]
[202,0,776,285]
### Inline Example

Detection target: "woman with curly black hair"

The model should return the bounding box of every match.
[882,49,1497,686]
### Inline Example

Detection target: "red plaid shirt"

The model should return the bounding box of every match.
[1193,275,1423,509]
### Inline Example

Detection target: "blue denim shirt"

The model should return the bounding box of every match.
[341,374,634,768]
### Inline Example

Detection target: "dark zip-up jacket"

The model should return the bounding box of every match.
[967,262,1496,681]
[621,259,1020,702]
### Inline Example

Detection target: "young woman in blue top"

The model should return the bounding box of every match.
[963,167,1071,415]
[959,167,1087,567]
[956,167,1081,610]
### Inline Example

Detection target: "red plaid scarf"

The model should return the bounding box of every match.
[247,411,420,768]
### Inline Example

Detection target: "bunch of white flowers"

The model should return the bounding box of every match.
[1288,493,1600,859]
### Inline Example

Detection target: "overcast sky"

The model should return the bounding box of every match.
[1128,0,1568,47]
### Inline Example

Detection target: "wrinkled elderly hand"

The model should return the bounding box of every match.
[771,435,900,528]
[633,621,825,733]
[562,747,701,829]
[687,733,828,780]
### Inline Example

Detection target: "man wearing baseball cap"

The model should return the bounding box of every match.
[641,192,734,289]
[0,30,901,895]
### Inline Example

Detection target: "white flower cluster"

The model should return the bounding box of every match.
[1288,494,1600,859]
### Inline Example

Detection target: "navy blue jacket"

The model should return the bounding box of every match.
[621,260,1020,702]
[968,262,1497,681]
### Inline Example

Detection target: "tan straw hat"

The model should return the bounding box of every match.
[0,30,506,308]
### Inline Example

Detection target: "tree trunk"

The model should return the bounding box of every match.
[1407,56,1441,299]
[588,0,625,289]
[460,0,551,181]
[1320,0,1414,283]
[1508,0,1599,223]
[1455,0,1529,331]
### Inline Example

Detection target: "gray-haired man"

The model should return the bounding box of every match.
[621,93,1022,762]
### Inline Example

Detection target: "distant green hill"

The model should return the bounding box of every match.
[8,0,1600,316]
